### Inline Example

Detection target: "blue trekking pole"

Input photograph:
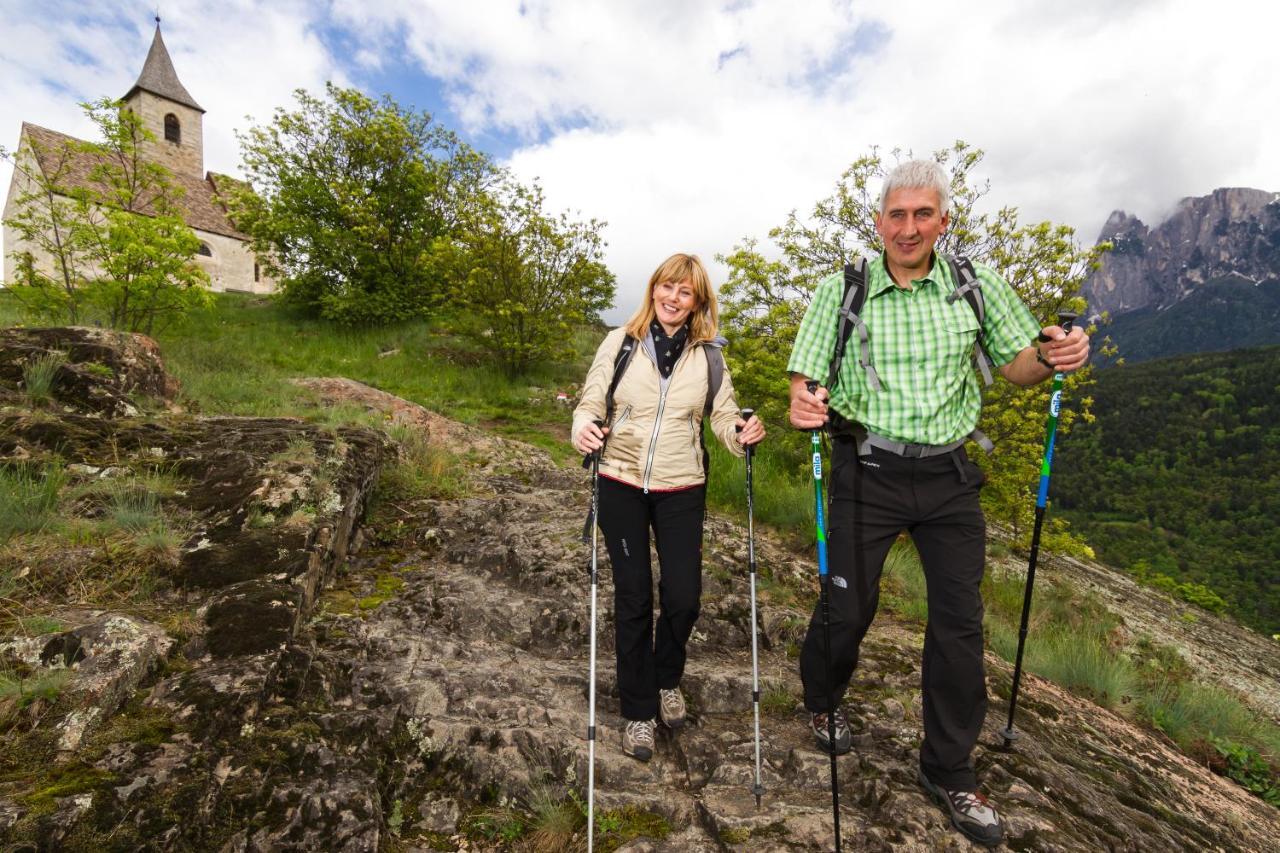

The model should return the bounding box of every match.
[1001,314,1077,749]
[806,380,842,851]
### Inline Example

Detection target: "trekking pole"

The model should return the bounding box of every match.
[805,381,841,851]
[737,409,765,808]
[586,419,604,850]
[1001,314,1078,749]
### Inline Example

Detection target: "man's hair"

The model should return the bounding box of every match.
[879,160,951,216]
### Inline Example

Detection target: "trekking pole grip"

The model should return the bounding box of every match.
[592,418,605,461]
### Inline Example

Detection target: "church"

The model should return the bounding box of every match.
[2,22,274,295]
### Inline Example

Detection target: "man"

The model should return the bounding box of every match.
[787,160,1089,848]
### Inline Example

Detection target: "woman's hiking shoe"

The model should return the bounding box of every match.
[810,709,852,755]
[917,768,1004,848]
[622,719,656,762]
[659,688,687,729]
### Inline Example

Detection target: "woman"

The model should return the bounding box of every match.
[572,252,765,762]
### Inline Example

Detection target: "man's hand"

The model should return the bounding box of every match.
[1037,324,1090,373]
[789,374,828,429]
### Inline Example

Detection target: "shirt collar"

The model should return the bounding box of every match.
[871,251,947,297]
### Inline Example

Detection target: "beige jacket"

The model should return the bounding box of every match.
[572,327,744,492]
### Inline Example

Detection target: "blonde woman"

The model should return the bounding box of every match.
[572,253,765,761]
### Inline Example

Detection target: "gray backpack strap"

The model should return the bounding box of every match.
[945,255,994,387]
[968,427,994,454]
[828,257,880,393]
[703,344,724,421]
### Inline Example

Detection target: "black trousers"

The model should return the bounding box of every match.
[799,438,988,791]
[598,477,706,721]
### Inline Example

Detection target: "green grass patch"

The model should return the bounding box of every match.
[21,351,65,407]
[0,462,66,543]
[704,440,814,533]
[153,294,592,456]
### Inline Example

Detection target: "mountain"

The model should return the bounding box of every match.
[1094,274,1280,366]
[1053,345,1280,635]
[1083,187,1280,319]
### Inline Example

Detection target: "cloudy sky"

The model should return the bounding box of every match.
[2,0,1277,320]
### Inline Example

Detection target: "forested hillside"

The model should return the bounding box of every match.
[1054,346,1280,634]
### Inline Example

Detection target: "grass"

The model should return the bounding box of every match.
[704,440,815,533]
[151,293,592,463]
[0,462,66,543]
[877,542,1280,802]
[21,351,65,407]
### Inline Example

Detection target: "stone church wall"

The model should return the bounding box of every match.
[124,91,204,180]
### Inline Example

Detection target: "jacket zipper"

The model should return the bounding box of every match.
[612,405,632,432]
[642,389,667,493]
[641,343,700,493]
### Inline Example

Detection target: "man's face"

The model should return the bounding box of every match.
[875,186,950,275]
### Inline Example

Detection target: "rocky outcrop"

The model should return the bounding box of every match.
[1083,187,1280,318]
[2,340,1278,850]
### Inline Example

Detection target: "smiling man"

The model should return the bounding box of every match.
[785,160,1089,848]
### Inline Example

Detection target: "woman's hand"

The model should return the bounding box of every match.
[574,423,610,455]
[735,414,766,447]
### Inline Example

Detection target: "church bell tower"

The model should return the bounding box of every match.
[121,19,205,178]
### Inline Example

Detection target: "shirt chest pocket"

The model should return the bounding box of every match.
[938,305,982,367]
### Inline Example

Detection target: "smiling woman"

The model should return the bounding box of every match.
[571,251,765,771]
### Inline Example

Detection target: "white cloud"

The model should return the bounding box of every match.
[336,0,1280,321]
[6,0,1278,326]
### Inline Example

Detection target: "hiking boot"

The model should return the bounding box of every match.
[810,709,852,755]
[918,768,1004,848]
[622,719,655,762]
[659,687,687,729]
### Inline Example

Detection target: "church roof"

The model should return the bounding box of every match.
[18,123,248,241]
[122,25,205,113]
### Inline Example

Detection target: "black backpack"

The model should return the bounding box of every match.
[826,255,994,395]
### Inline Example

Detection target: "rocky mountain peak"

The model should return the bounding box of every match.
[1082,186,1280,319]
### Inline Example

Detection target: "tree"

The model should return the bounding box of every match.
[451,178,615,375]
[233,83,493,325]
[718,142,1110,549]
[2,99,210,333]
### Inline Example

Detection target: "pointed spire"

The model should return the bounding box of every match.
[122,21,204,113]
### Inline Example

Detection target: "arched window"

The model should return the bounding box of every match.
[197,243,212,257]
[164,113,181,143]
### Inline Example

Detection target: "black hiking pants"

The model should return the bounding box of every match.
[597,476,705,722]
[799,437,988,791]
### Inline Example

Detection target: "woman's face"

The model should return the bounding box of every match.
[652,278,698,333]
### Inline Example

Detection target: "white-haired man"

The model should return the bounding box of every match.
[786,159,1089,848]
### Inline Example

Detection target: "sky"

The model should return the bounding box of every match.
[2,0,1277,322]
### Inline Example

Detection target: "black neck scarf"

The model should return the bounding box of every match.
[650,319,690,379]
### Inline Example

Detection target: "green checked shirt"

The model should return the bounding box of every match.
[788,253,1041,445]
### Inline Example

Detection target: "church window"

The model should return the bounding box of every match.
[164,113,181,143]
[198,243,212,257]
[254,263,260,282]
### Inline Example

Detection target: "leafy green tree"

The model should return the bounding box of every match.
[718,141,1109,548]
[450,178,615,375]
[2,99,210,333]
[233,83,492,324]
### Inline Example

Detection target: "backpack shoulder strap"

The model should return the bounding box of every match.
[702,344,724,421]
[944,255,994,387]
[604,335,639,424]
[827,257,881,393]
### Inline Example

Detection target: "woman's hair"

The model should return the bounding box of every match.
[622,253,719,343]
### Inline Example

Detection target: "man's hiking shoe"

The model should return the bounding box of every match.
[918,768,1004,848]
[622,719,655,762]
[810,709,852,755]
[659,688,687,729]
